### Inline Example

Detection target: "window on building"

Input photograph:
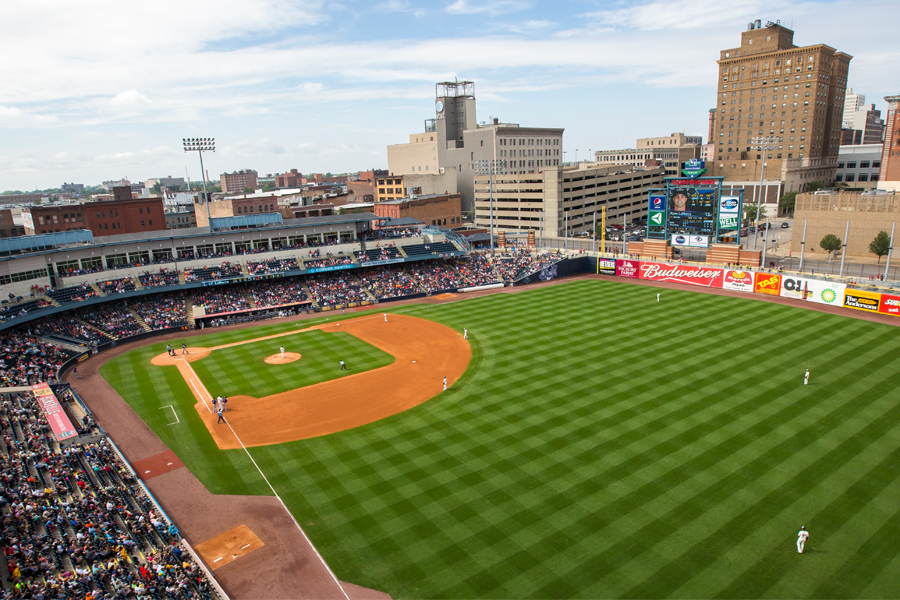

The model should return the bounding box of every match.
[858,174,869,182]
[845,174,855,182]
[846,162,857,169]
[859,161,870,168]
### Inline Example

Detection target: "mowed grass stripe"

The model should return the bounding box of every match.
[100,280,900,599]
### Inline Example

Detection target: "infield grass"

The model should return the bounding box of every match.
[102,279,900,598]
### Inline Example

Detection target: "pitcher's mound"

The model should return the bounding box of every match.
[265,352,302,364]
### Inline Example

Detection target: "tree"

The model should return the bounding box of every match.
[807,181,825,193]
[834,181,850,190]
[820,234,842,260]
[242,187,254,194]
[263,183,275,192]
[869,230,891,263]
[779,191,797,216]
[742,200,768,226]
[151,182,162,194]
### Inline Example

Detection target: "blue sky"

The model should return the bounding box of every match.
[1,0,897,190]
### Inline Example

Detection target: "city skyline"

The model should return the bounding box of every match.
[1,0,897,191]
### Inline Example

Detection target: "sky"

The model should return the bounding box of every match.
[1,0,897,191]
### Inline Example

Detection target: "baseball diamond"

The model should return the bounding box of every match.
[91,277,900,599]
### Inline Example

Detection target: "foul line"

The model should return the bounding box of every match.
[160,404,180,425]
[177,356,350,600]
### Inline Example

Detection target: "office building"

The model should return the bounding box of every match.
[474,164,665,238]
[879,95,900,190]
[387,81,563,213]
[376,169,457,202]
[275,169,303,188]
[220,170,258,193]
[843,88,866,128]
[595,133,702,177]
[841,104,884,145]
[709,21,851,190]
[835,145,881,188]
[144,176,187,191]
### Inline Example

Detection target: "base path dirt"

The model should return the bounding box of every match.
[169,314,470,449]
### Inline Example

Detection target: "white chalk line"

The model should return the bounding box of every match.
[176,356,350,599]
[160,404,180,425]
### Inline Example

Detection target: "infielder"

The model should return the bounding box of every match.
[464,328,468,340]
[804,369,810,385]
[280,345,285,359]
[797,526,809,553]
[340,360,346,370]
[383,312,388,322]
[443,376,447,391]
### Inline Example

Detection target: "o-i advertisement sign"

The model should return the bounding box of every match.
[681,159,707,178]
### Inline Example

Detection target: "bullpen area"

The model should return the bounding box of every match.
[100,279,900,598]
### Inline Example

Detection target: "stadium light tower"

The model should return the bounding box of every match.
[183,137,215,228]
[748,135,781,250]
[475,159,507,257]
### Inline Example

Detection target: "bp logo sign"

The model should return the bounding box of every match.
[820,288,838,304]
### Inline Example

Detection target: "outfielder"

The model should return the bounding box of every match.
[797,526,809,553]
[657,292,660,302]
[464,328,468,340]
[804,369,810,385]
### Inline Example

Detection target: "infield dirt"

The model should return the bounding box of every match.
[158,313,470,449]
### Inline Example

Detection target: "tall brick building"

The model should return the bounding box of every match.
[220,170,258,193]
[880,96,900,186]
[274,169,303,188]
[710,21,851,187]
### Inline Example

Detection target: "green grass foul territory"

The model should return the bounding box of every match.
[102,280,900,599]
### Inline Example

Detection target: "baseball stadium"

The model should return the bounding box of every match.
[1,217,900,599]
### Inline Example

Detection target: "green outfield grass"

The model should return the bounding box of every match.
[101,280,900,598]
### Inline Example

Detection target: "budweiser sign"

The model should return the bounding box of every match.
[639,262,724,287]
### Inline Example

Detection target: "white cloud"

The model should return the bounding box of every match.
[110,90,152,109]
[0,105,59,127]
[446,0,530,16]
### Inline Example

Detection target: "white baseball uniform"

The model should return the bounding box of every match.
[797,528,809,553]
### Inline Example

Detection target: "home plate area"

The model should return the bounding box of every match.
[194,525,265,570]
[131,450,185,480]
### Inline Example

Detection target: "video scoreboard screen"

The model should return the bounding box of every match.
[668,186,715,235]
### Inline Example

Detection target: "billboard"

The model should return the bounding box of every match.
[639,262,724,287]
[753,273,782,296]
[649,195,666,211]
[879,293,900,317]
[723,270,754,292]
[597,258,616,275]
[718,196,740,230]
[844,290,881,312]
[616,260,640,278]
[31,383,78,442]
[671,234,710,247]
[779,277,845,306]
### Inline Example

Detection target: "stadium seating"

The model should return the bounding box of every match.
[402,241,457,257]
[47,284,98,305]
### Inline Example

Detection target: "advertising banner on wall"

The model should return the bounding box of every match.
[638,262,724,287]
[616,260,640,278]
[844,289,881,312]
[753,273,782,295]
[597,258,617,275]
[718,196,740,230]
[779,277,846,306]
[31,383,78,442]
[670,234,710,248]
[723,270,754,292]
[878,293,900,317]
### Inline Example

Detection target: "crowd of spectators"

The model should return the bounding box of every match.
[250,280,308,309]
[304,255,354,269]
[139,270,180,289]
[132,295,188,331]
[452,255,500,287]
[58,264,105,278]
[355,247,402,263]
[246,258,300,275]
[0,391,218,599]
[494,250,563,282]
[31,316,110,346]
[306,273,368,308]
[190,288,251,315]
[184,263,243,283]
[360,228,417,241]
[0,332,74,387]
[47,284,98,306]
[358,267,421,299]
[0,300,52,324]
[407,261,466,292]
[96,278,136,295]
[79,304,145,339]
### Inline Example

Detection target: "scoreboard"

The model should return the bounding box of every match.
[645,176,742,248]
